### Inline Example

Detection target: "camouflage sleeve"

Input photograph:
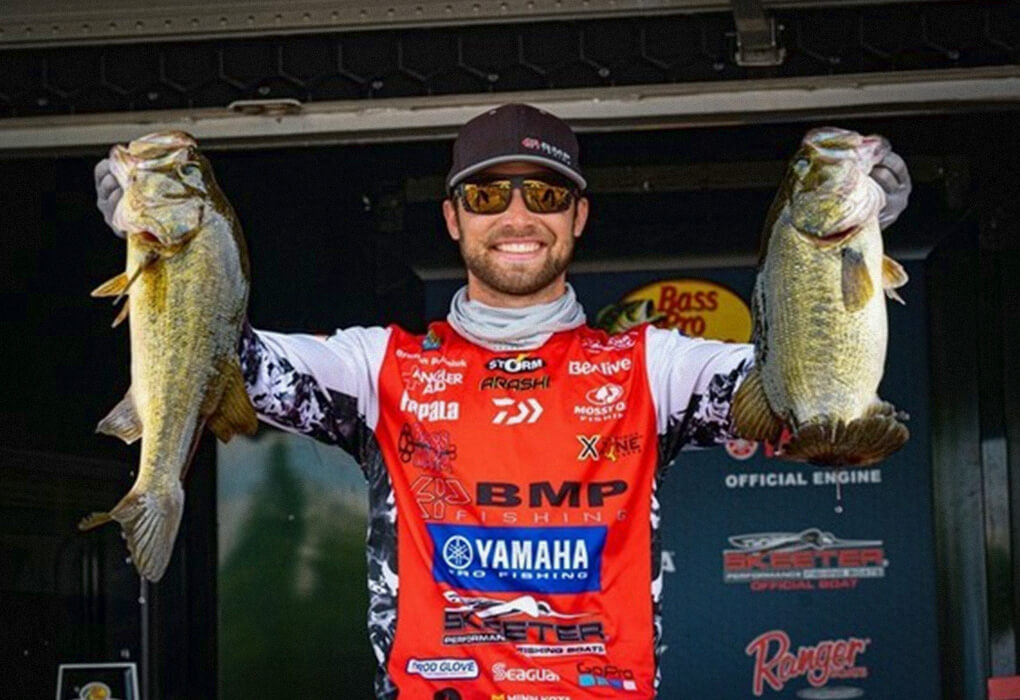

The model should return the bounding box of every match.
[644,325,754,464]
[238,323,391,457]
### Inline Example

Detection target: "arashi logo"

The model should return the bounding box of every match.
[746,630,870,696]
[428,524,606,593]
[401,391,460,422]
[406,657,479,680]
[492,663,560,683]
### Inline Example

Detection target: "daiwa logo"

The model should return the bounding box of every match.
[401,391,460,421]
[406,657,479,680]
[568,359,631,376]
[492,663,560,683]
[429,524,606,594]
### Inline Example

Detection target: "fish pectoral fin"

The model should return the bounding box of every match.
[207,359,258,443]
[731,365,784,444]
[91,272,130,298]
[96,389,143,444]
[841,247,875,312]
[882,255,909,305]
[112,300,130,328]
[78,511,113,531]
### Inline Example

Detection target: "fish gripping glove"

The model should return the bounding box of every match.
[871,150,911,230]
[94,158,125,238]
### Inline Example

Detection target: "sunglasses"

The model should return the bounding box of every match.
[455,175,579,215]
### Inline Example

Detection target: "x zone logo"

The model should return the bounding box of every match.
[576,434,642,461]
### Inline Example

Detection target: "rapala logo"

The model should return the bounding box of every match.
[401,391,460,422]
[406,657,479,680]
[487,355,546,373]
[746,630,870,696]
[568,358,631,376]
[723,528,887,592]
[404,366,463,394]
[429,524,606,593]
[492,663,560,683]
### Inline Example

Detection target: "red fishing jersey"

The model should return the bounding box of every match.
[241,320,752,699]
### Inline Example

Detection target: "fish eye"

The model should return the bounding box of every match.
[792,158,811,178]
[178,163,200,178]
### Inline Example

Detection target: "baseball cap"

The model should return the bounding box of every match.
[446,103,586,191]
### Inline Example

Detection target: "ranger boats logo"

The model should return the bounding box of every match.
[401,391,460,421]
[723,528,887,592]
[429,524,606,594]
[746,629,870,697]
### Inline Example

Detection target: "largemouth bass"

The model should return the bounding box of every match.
[80,131,257,581]
[732,127,909,466]
[594,299,666,334]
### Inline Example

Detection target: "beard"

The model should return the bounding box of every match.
[458,231,575,297]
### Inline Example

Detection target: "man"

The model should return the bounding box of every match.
[94,104,910,698]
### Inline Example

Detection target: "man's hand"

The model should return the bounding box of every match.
[94,158,125,238]
[871,150,911,230]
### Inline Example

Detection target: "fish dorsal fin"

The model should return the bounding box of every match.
[96,389,143,444]
[841,247,875,311]
[882,255,909,305]
[91,272,130,298]
[207,358,258,443]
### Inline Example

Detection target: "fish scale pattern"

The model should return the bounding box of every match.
[0,1,1017,119]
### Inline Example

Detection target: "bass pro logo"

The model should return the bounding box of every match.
[429,524,606,594]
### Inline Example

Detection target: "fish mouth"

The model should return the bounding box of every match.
[814,224,861,245]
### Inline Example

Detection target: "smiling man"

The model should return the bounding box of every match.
[94,103,911,699]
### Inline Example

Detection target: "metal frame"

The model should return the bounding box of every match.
[1,66,1017,157]
[0,0,954,49]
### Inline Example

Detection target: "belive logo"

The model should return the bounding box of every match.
[568,358,631,376]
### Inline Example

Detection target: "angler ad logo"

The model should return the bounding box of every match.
[746,629,870,697]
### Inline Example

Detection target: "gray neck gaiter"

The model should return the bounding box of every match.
[446,284,587,351]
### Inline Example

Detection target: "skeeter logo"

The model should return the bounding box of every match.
[746,630,870,696]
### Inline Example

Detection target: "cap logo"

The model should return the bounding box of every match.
[520,136,572,165]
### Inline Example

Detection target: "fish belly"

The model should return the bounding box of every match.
[760,219,887,427]
[129,223,248,492]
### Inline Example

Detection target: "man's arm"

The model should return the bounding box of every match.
[645,326,755,465]
[239,323,390,458]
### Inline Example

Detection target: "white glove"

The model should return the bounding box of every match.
[94,158,124,238]
[871,150,911,230]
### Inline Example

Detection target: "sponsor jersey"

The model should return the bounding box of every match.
[240,320,752,698]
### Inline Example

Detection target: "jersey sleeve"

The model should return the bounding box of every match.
[644,324,755,464]
[238,323,391,458]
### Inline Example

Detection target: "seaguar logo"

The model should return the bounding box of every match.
[429,524,606,594]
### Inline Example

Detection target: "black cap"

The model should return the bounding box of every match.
[447,103,586,191]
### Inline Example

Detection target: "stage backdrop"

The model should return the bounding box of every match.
[426,260,939,699]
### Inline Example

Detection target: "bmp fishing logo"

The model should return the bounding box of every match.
[487,354,546,373]
[746,630,870,697]
[429,524,606,594]
[723,528,887,592]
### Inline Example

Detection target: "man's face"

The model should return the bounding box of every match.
[442,162,589,305]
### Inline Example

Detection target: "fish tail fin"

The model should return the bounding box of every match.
[731,365,784,444]
[782,408,909,467]
[109,484,185,582]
